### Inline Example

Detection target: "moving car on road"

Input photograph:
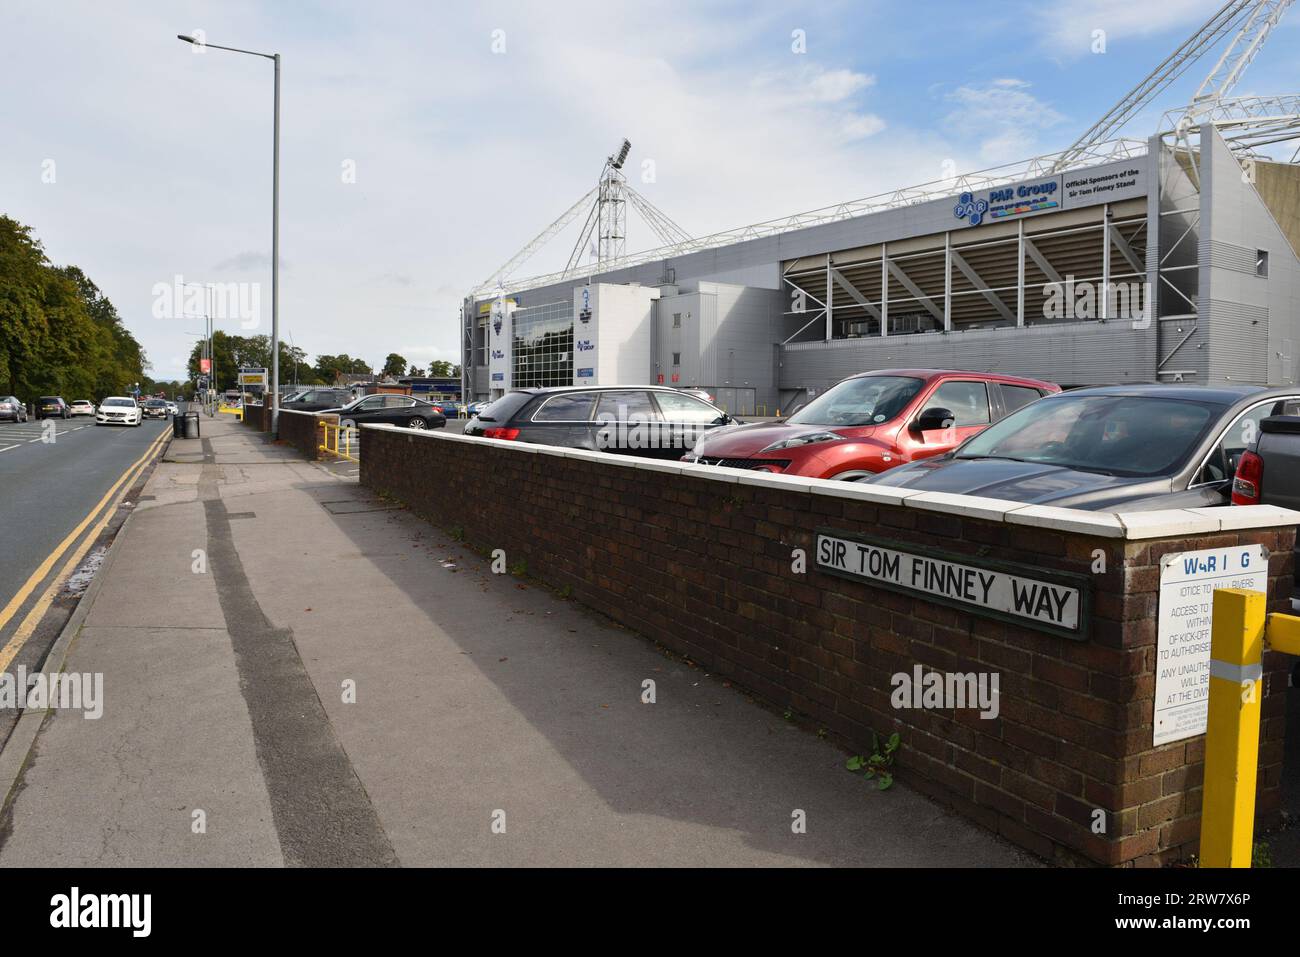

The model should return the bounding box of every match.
[869,384,1300,510]
[96,396,143,427]
[69,399,96,416]
[36,396,71,419]
[327,394,446,431]
[465,385,737,458]
[683,369,1059,478]
[165,401,179,416]
[142,399,170,419]
[0,396,27,422]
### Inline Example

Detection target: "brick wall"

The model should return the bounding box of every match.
[240,403,271,432]
[278,409,324,459]
[360,428,1297,866]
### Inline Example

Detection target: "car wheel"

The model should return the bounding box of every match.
[341,418,356,430]
[408,417,428,430]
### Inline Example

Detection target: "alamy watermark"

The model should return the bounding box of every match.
[151,274,260,329]
[891,665,999,720]
[0,667,103,719]
[594,407,709,451]
[1043,276,1151,328]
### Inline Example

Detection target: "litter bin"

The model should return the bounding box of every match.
[179,411,200,439]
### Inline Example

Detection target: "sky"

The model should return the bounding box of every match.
[4,0,1300,382]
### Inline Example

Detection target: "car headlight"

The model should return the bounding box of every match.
[759,431,841,453]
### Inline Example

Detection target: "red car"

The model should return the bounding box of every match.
[682,369,1061,480]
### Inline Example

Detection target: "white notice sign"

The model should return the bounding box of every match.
[1153,544,1268,746]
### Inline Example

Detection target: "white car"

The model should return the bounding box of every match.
[165,401,179,416]
[96,396,143,427]
[69,399,96,416]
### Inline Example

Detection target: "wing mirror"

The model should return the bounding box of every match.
[910,407,955,434]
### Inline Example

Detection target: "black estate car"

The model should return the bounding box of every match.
[464,385,739,458]
[868,384,1300,510]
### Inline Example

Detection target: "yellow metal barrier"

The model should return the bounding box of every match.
[217,403,243,420]
[318,421,360,462]
[1199,589,1300,867]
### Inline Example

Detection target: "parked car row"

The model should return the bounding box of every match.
[461,370,1300,518]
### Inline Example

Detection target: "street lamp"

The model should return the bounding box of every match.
[177,32,281,432]
[182,281,214,402]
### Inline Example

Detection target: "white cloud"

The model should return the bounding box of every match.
[1040,0,1223,56]
[784,66,877,104]
[945,78,1065,163]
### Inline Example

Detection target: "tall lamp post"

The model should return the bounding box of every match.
[177,33,281,432]
[182,281,213,405]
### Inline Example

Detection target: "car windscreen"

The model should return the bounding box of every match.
[103,398,135,407]
[474,391,534,423]
[40,396,61,403]
[787,376,924,427]
[955,394,1221,477]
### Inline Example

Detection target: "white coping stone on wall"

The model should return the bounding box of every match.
[1184,504,1300,532]
[804,479,921,504]
[737,471,816,491]
[367,426,1300,541]
[1003,505,1127,538]
[560,447,633,467]
[903,491,1018,522]
[678,462,745,483]
[1113,510,1225,540]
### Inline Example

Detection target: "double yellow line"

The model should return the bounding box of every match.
[0,427,171,672]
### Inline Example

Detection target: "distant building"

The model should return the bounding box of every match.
[396,376,461,399]
[333,372,376,387]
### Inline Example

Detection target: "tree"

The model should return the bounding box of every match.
[0,216,148,400]
[407,364,424,377]
[426,359,454,378]
[186,330,239,392]
[381,353,408,378]
[313,354,370,383]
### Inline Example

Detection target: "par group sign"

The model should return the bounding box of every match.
[816,531,1089,639]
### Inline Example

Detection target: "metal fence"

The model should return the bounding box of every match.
[318,421,361,462]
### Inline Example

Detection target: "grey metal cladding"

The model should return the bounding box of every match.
[778,320,1157,389]
[1206,239,1262,273]
[1199,124,1300,386]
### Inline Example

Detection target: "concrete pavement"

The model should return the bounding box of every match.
[0,415,1034,867]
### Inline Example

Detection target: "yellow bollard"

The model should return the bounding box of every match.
[1199,588,1266,868]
